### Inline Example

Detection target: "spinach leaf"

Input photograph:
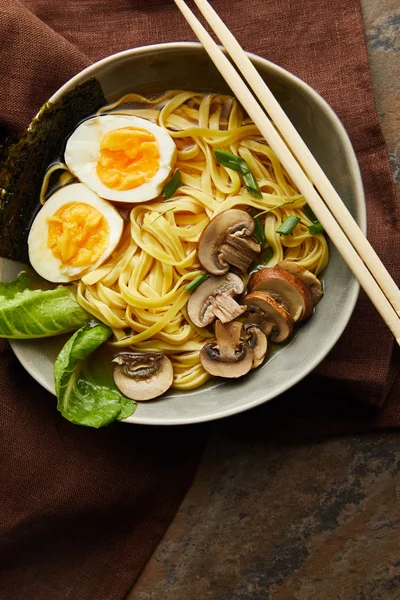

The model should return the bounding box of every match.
[55,322,136,428]
[0,277,90,338]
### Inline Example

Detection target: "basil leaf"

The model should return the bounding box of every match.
[0,280,90,338]
[276,216,301,236]
[162,170,181,200]
[185,272,210,291]
[55,322,136,428]
[214,149,262,198]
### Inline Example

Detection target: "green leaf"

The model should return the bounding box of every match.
[0,78,106,263]
[162,170,181,200]
[0,280,90,338]
[55,322,136,428]
[276,216,301,236]
[0,272,31,299]
[184,272,210,291]
[214,149,262,198]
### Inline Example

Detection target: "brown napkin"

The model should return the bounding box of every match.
[0,0,399,598]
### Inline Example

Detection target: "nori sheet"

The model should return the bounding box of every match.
[0,78,106,263]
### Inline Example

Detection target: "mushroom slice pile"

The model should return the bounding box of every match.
[112,352,173,401]
[243,324,268,369]
[242,292,294,343]
[248,267,313,322]
[187,273,246,328]
[276,260,323,306]
[200,320,254,378]
[198,209,261,275]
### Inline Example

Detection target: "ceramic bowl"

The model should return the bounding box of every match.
[3,43,365,425]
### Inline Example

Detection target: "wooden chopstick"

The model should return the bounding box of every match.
[173,0,400,345]
[192,0,400,321]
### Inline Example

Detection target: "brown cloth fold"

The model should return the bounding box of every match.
[0,0,399,598]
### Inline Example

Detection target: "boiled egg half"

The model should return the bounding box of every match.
[64,115,177,203]
[28,183,124,283]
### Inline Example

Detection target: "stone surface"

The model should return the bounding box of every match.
[129,1,400,598]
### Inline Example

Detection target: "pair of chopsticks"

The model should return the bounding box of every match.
[173,0,400,345]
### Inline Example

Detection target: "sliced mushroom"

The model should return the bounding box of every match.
[276,260,323,305]
[187,272,246,328]
[243,324,268,368]
[241,291,294,343]
[198,209,261,275]
[112,352,173,401]
[248,267,313,322]
[200,320,253,378]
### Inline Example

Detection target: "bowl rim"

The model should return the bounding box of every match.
[11,42,366,425]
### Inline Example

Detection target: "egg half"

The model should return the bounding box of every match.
[28,183,124,283]
[64,115,177,203]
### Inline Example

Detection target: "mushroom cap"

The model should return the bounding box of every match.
[112,352,173,401]
[248,267,313,322]
[198,209,260,275]
[243,324,268,369]
[187,272,245,328]
[242,291,294,343]
[200,320,254,378]
[276,260,323,305]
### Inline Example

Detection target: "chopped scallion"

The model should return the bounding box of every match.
[214,149,262,199]
[308,222,325,235]
[151,207,175,224]
[249,247,274,274]
[249,209,265,246]
[185,273,210,291]
[304,203,324,235]
[162,170,181,200]
[276,216,301,236]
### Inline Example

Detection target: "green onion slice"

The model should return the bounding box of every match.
[214,149,262,199]
[249,247,274,274]
[304,204,324,235]
[184,273,210,291]
[151,207,175,224]
[276,216,301,236]
[308,222,325,235]
[249,209,265,246]
[162,170,181,200]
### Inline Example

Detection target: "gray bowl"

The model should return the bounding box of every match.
[3,43,365,425]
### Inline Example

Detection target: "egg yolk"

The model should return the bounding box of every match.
[47,202,109,268]
[96,127,160,191]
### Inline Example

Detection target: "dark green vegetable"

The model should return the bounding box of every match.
[162,170,181,200]
[276,216,301,236]
[304,204,324,235]
[248,247,274,274]
[214,149,262,199]
[0,277,90,338]
[249,209,265,246]
[185,272,210,291]
[54,322,136,428]
[0,78,106,263]
[308,222,325,235]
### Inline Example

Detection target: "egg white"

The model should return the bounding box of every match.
[64,115,177,203]
[28,183,124,283]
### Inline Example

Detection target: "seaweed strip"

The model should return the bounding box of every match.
[0,78,106,263]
